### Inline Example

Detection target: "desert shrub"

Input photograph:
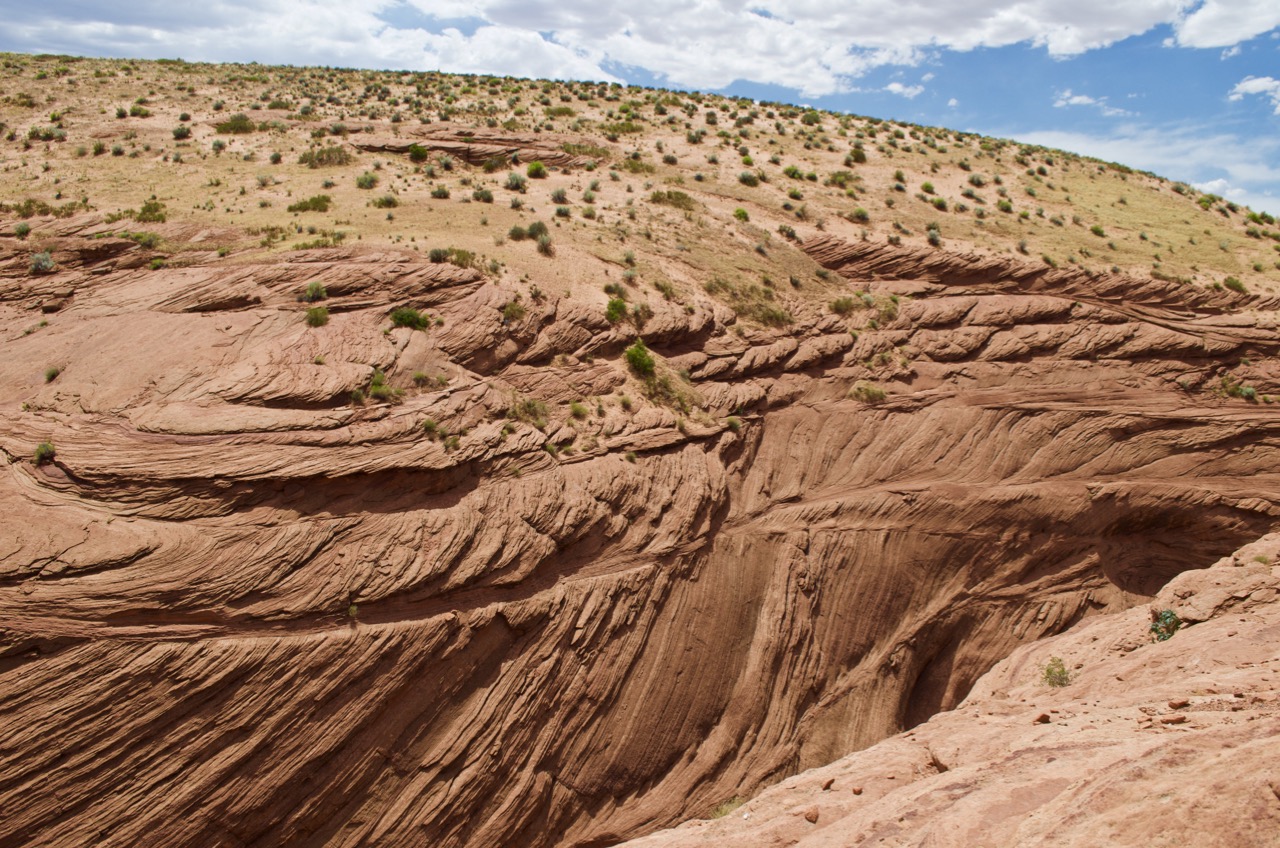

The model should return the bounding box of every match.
[431,185,450,199]
[849,381,886,403]
[554,205,571,218]
[355,172,377,190]
[501,301,526,322]
[1042,656,1071,687]
[303,281,327,302]
[506,172,528,193]
[172,125,191,140]
[1223,276,1247,294]
[536,234,554,256]
[733,208,749,221]
[29,251,55,274]
[215,113,255,134]
[288,194,331,213]
[738,171,760,187]
[649,190,695,210]
[1150,609,1182,641]
[135,199,167,223]
[849,207,870,223]
[473,188,494,203]
[371,194,399,209]
[605,297,628,323]
[527,221,549,238]
[298,146,353,168]
[34,442,56,465]
[624,338,656,377]
[14,222,30,239]
[407,143,430,163]
[569,401,589,419]
[304,306,329,327]
[550,187,568,203]
[44,365,60,383]
[390,306,429,330]
[831,296,857,315]
[527,161,548,178]
[508,225,528,241]
[508,396,549,430]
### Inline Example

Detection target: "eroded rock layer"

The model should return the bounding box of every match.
[1,223,1278,847]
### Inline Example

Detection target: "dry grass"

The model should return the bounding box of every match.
[1,50,1276,325]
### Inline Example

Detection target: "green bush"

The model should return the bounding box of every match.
[390,306,429,330]
[407,143,430,163]
[215,113,255,134]
[135,199,167,223]
[371,194,399,209]
[14,222,30,239]
[831,296,857,315]
[624,338,655,377]
[1150,609,1182,642]
[172,125,191,140]
[34,442,56,465]
[431,185,450,199]
[738,171,760,187]
[536,234,554,256]
[605,297,628,323]
[303,281,328,302]
[304,306,329,327]
[527,161,548,179]
[288,195,332,213]
[1223,276,1247,294]
[733,208,749,222]
[355,172,378,190]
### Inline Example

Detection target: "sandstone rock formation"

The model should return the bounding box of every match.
[617,534,1280,848]
[2,214,1277,848]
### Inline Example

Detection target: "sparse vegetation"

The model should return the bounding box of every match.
[1042,656,1071,687]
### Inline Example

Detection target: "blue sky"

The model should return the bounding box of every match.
[3,0,1278,212]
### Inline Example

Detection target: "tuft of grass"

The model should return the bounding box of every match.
[304,306,329,327]
[34,442,56,465]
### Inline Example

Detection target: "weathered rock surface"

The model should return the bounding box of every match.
[1,225,1278,848]
[617,534,1280,848]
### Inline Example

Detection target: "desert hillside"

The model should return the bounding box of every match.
[1,53,1278,847]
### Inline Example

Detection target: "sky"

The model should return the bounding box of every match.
[3,1,1279,212]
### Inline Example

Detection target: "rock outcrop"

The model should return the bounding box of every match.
[616,534,1280,848]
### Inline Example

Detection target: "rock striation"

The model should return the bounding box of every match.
[1,221,1278,848]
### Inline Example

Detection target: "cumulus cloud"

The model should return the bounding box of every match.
[885,82,925,99]
[4,1,1280,97]
[1053,89,1130,116]
[1229,76,1280,114]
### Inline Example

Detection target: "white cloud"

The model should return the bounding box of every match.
[885,82,925,98]
[1229,75,1280,114]
[948,97,959,107]
[1173,0,1280,48]
[1053,88,1130,116]
[4,1,1280,98]
[1220,44,1241,59]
